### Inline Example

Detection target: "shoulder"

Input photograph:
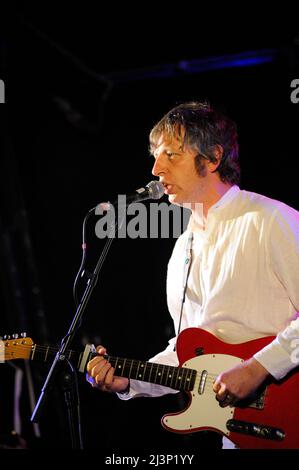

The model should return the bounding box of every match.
[237,190,299,243]
[237,189,299,222]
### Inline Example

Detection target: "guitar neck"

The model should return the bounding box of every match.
[103,354,196,392]
[22,344,196,392]
[30,344,82,367]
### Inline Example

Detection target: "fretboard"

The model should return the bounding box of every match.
[29,345,196,392]
[103,355,196,392]
[30,344,83,368]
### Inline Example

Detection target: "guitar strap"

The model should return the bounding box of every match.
[174,231,193,351]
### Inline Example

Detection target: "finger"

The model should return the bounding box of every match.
[86,355,105,374]
[213,379,220,394]
[213,376,224,394]
[104,367,115,390]
[86,373,96,387]
[90,358,110,379]
[96,345,107,355]
[95,361,112,387]
[86,362,113,389]
[215,383,228,401]
[219,400,230,408]
[219,394,236,408]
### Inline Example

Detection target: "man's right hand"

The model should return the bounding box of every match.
[86,345,129,394]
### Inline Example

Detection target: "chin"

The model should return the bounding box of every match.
[168,194,184,206]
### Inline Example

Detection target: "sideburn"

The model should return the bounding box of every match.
[194,154,208,177]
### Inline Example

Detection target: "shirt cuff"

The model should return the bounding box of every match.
[253,337,296,380]
[116,379,179,400]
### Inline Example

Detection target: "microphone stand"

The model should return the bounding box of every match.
[31,204,125,448]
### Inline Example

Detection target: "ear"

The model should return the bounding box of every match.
[207,144,224,173]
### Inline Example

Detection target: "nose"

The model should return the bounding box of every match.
[152,153,167,177]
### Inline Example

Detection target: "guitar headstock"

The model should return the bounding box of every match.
[0,334,34,362]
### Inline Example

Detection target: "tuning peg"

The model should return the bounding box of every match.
[3,335,10,340]
[12,334,19,339]
[20,332,27,338]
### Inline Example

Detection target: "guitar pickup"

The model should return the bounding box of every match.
[226,419,285,441]
[198,370,208,395]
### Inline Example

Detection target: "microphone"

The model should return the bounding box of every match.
[96,181,165,213]
[124,180,165,204]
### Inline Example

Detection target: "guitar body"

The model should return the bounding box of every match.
[162,328,299,449]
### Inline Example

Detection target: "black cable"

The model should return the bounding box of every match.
[72,206,96,308]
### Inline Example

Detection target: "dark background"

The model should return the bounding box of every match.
[1,5,299,451]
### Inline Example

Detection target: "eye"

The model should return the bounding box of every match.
[166,151,177,159]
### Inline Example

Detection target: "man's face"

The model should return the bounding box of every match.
[151,132,207,205]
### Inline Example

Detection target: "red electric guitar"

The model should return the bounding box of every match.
[1,328,299,449]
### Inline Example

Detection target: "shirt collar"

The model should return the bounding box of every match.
[209,185,240,212]
[187,185,240,232]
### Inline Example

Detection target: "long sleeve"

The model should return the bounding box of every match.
[254,203,299,379]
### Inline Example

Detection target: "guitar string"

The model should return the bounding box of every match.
[4,344,221,364]
[4,345,220,381]
[4,344,257,407]
[4,345,198,374]
[5,346,261,406]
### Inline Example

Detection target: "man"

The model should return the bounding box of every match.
[86,102,299,437]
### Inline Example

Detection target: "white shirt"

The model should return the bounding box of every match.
[119,185,299,399]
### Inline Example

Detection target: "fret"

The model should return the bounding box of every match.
[186,368,192,390]
[183,367,190,390]
[31,344,36,360]
[175,367,182,389]
[154,364,159,384]
[142,362,151,382]
[163,365,169,387]
[191,370,196,390]
[165,365,169,387]
[128,358,133,378]
[160,365,165,384]
[162,365,166,385]
[121,358,126,377]
[167,366,173,388]
[135,360,141,380]
[142,362,146,381]
[126,359,135,378]
[183,367,188,389]
[148,362,154,383]
[44,346,49,362]
[170,366,175,388]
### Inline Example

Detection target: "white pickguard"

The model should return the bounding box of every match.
[162,354,243,436]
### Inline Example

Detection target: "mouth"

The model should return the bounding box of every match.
[162,183,175,195]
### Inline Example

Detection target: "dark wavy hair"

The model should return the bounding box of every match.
[149,101,240,185]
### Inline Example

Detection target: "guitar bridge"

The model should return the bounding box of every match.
[248,390,266,410]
